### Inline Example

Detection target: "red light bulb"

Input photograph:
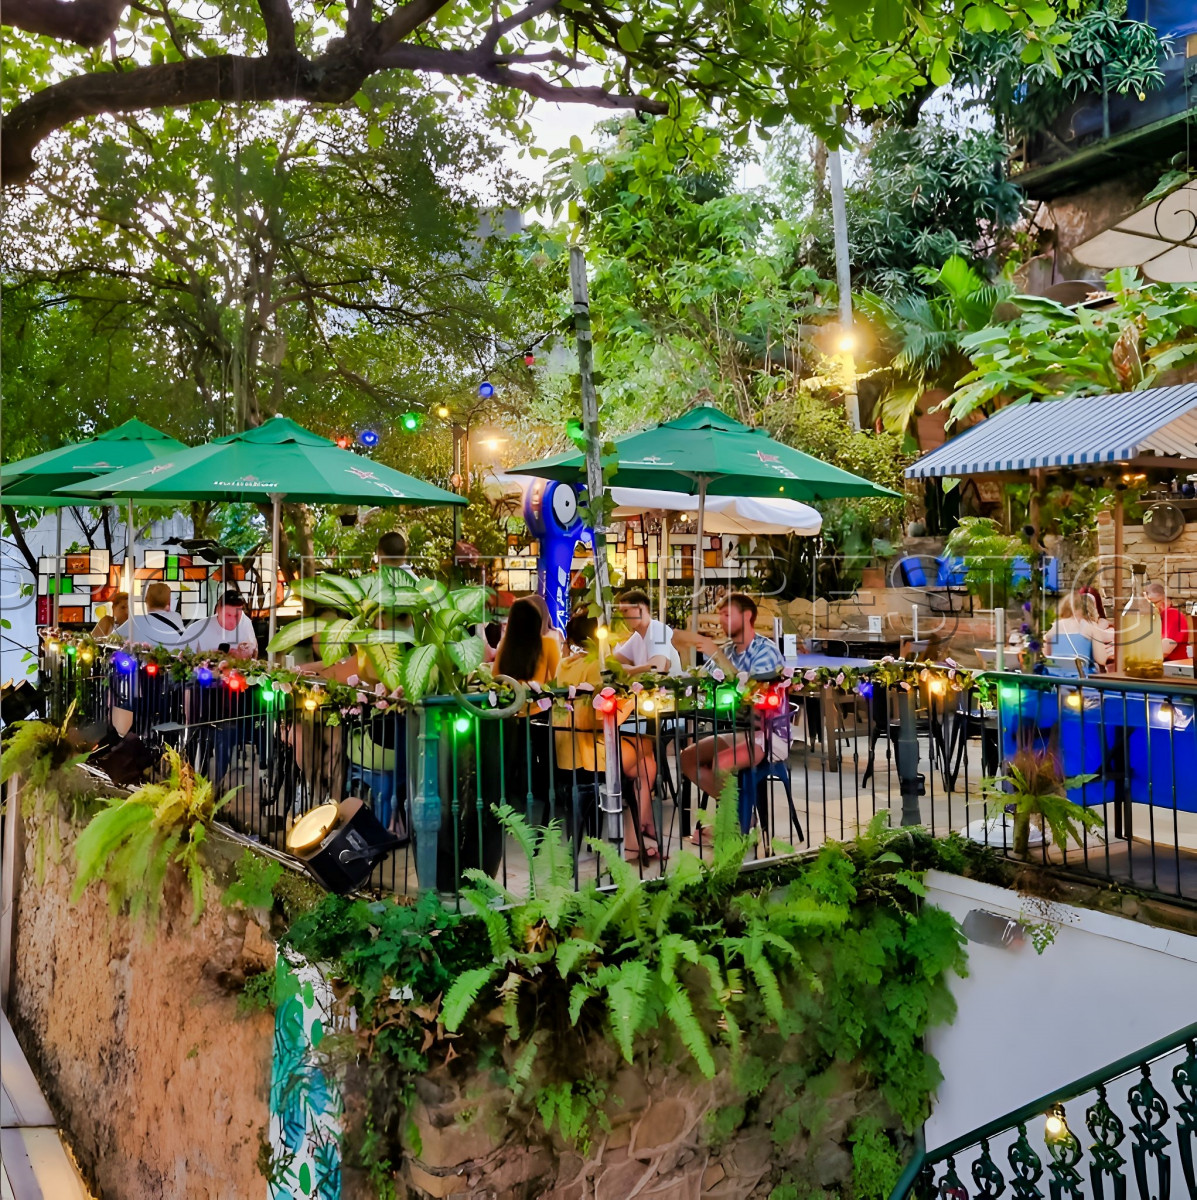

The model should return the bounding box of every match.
[226,671,246,692]
[524,351,535,366]
[335,435,351,450]
[145,662,159,676]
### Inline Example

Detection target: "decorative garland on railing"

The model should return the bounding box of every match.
[41,630,986,724]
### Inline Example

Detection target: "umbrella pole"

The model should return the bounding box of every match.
[658,512,669,627]
[125,498,135,604]
[52,509,62,628]
[268,494,281,665]
[689,478,708,660]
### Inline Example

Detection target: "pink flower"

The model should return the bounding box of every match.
[374,681,387,697]
[567,685,576,700]
[375,700,388,710]
[945,658,957,669]
[488,690,497,707]
[835,673,845,687]
[357,691,370,704]
[631,681,643,693]
[578,682,594,693]
[711,668,725,682]
[346,674,360,687]
[736,671,749,687]
[529,680,542,693]
[804,669,818,682]
[536,697,553,712]
[278,681,293,694]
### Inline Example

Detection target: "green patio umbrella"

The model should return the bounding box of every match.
[511,405,900,617]
[60,415,465,652]
[2,419,187,624]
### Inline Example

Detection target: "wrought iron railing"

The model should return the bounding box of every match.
[890,1021,1197,1200]
[28,643,1197,907]
[991,671,1197,905]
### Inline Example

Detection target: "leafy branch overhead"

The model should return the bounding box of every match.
[4,0,1064,185]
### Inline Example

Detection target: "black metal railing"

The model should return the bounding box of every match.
[29,644,1197,907]
[890,1021,1197,1200]
[991,671,1197,905]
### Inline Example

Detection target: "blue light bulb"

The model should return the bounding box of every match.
[359,429,380,448]
[478,381,495,398]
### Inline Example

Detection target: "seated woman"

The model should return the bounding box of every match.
[553,614,659,862]
[494,596,559,686]
[92,592,129,639]
[1046,591,1112,673]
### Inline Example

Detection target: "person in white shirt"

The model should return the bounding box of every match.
[612,588,681,676]
[116,581,186,647]
[185,590,259,659]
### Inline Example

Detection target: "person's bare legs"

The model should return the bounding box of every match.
[681,733,764,839]
[619,736,658,857]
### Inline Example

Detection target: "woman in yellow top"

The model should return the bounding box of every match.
[554,614,658,862]
[495,596,560,685]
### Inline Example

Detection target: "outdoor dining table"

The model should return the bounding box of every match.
[809,633,904,660]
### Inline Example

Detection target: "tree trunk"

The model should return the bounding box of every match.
[284,502,314,578]
[1012,809,1031,860]
[812,137,829,213]
[2,506,39,575]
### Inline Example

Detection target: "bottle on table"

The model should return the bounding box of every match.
[1121,562,1163,679]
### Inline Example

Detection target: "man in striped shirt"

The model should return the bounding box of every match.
[676,593,789,833]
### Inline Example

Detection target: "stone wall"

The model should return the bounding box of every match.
[1095,511,1197,601]
[8,805,275,1200]
[367,1049,893,1200]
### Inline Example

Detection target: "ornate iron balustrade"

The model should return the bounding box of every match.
[891,1021,1197,1200]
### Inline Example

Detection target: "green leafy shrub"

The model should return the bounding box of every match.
[283,788,968,1191]
[73,746,232,925]
[222,848,284,912]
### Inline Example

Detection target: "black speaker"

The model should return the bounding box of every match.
[297,797,401,894]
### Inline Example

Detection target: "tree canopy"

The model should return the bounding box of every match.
[4,0,1063,186]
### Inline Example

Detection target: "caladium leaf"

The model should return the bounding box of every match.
[401,644,439,703]
[446,635,486,676]
[266,618,326,654]
[449,586,489,623]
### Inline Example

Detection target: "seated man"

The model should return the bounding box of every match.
[1147,583,1190,662]
[185,590,258,659]
[675,593,789,836]
[116,581,185,647]
[611,587,682,676]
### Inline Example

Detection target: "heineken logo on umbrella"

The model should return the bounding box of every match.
[212,474,281,487]
[347,467,378,480]
[756,451,780,463]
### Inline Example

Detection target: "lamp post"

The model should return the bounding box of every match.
[829,142,861,432]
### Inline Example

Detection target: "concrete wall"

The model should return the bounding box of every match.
[923,870,1197,1151]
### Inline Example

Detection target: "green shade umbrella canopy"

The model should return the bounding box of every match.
[57,415,466,507]
[1,418,186,492]
[510,405,901,501]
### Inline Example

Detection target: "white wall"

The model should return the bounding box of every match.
[924,870,1197,1150]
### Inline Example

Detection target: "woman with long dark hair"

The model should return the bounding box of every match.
[494,596,559,684]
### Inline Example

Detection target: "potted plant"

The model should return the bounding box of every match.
[942,516,1030,612]
[981,747,1100,860]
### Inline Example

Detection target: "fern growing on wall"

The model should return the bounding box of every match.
[73,745,233,925]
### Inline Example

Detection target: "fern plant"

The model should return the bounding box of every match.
[981,747,1100,860]
[73,745,233,925]
[1,703,94,880]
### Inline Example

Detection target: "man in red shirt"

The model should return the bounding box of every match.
[1146,583,1190,661]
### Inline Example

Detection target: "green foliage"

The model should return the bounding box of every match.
[777,123,1025,297]
[266,569,488,701]
[850,1116,904,1199]
[942,271,1197,423]
[943,517,1031,608]
[72,746,232,926]
[1,704,94,880]
[954,9,1166,141]
[982,747,1101,859]
[289,793,967,1191]
[222,849,284,912]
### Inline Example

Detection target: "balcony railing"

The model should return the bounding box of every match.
[30,642,1197,907]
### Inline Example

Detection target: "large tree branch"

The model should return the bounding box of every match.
[3,28,665,184]
[368,0,454,54]
[4,0,131,46]
[256,0,296,53]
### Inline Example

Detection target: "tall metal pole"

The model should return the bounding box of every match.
[569,246,612,626]
[52,509,62,628]
[569,245,622,851]
[829,144,861,432]
[268,493,282,663]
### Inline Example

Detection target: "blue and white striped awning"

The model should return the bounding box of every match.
[906,384,1197,478]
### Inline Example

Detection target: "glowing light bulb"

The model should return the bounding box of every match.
[641,698,656,713]
[929,677,946,697]
[478,381,495,398]
[1065,692,1082,711]
[145,662,159,676]
[837,333,856,354]
[303,694,319,712]
[596,625,609,641]
[226,671,247,693]
[47,641,60,654]
[65,644,77,658]
[1045,1114,1065,1139]
[436,404,451,419]
[197,667,214,685]
[454,715,472,734]
[81,649,93,663]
